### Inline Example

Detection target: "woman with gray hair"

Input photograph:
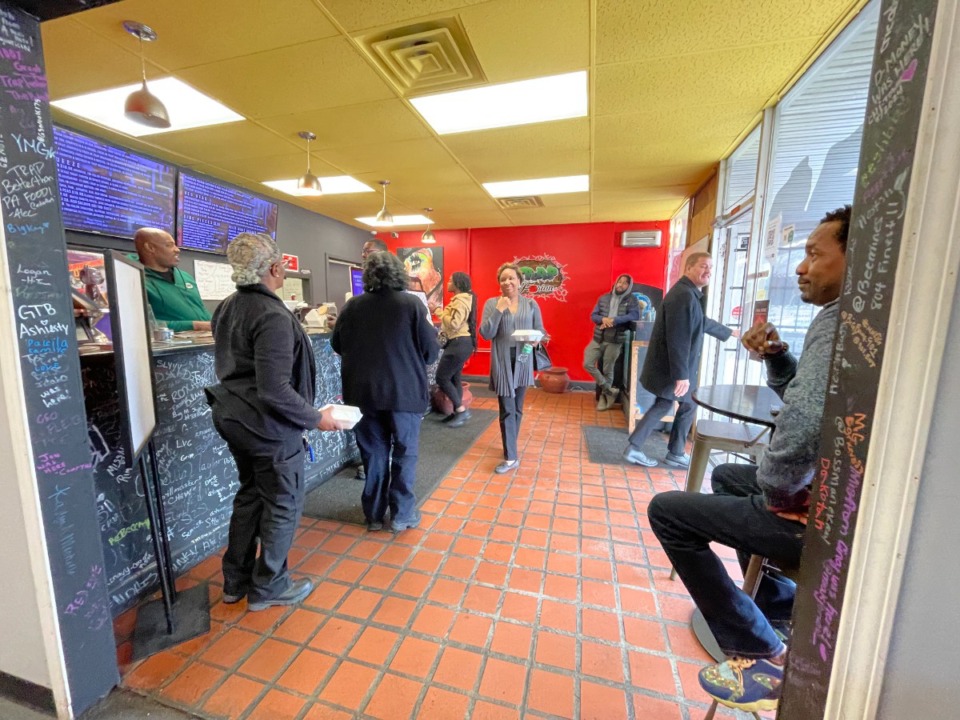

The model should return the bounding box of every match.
[331,251,440,532]
[206,232,343,612]
[479,262,547,474]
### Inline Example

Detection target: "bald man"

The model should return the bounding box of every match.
[134,228,212,332]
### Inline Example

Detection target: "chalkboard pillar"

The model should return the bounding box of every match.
[781,0,940,717]
[0,4,118,718]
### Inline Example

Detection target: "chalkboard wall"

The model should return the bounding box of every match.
[782,0,939,716]
[82,335,357,615]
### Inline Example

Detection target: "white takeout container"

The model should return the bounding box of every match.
[511,329,544,343]
[319,403,362,430]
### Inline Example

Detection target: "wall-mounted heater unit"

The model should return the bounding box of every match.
[620,230,662,247]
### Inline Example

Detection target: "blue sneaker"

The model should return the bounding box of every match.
[698,656,782,712]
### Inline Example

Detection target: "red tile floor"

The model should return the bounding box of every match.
[116,390,773,720]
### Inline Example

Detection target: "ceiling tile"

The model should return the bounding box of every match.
[502,206,592,225]
[141,121,293,162]
[213,152,344,184]
[590,198,687,222]
[592,165,713,191]
[260,100,433,148]
[320,0,489,32]
[595,0,858,64]
[177,37,394,118]
[319,137,455,175]
[42,19,142,98]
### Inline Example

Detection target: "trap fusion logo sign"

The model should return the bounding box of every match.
[513,255,568,302]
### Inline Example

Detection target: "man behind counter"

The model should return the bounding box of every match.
[133,227,212,332]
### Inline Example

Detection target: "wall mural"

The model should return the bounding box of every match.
[397,246,444,314]
[513,254,568,302]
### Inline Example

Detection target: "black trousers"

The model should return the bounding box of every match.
[354,411,422,525]
[435,336,473,409]
[627,394,697,457]
[497,385,528,461]
[212,411,305,603]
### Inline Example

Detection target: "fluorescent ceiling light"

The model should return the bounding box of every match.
[355,214,434,228]
[410,71,587,135]
[483,174,589,198]
[263,177,374,196]
[52,77,243,137]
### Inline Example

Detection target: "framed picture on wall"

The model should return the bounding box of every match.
[397,247,444,314]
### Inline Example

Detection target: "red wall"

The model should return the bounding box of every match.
[379,220,669,382]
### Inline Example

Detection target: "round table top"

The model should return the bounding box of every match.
[692,384,782,428]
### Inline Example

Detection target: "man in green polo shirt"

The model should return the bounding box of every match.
[133,228,212,332]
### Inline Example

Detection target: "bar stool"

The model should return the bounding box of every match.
[701,553,800,720]
[670,420,770,580]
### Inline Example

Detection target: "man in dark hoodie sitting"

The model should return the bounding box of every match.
[583,274,640,410]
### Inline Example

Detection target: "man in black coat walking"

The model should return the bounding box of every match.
[623,252,734,467]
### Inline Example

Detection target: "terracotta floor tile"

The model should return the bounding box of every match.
[416,686,470,720]
[617,563,652,589]
[202,674,264,719]
[338,588,383,619]
[309,617,362,655]
[527,668,575,718]
[349,626,400,666]
[478,657,528,706]
[124,651,186,691]
[582,579,618,609]
[247,689,307,720]
[500,592,538,623]
[362,564,400,590]
[545,552,579,577]
[373,596,418,628]
[580,639,624,683]
[427,577,467,606]
[156,660,223,707]
[410,604,456,638]
[543,574,579,601]
[463,585,501,614]
[449,613,493,648]
[582,557,615,581]
[513,547,546,569]
[471,700,523,720]
[276,649,336,696]
[272,608,324,644]
[534,630,577,671]
[389,636,441,678]
[624,616,668,652]
[475,561,509,586]
[482,541,514,563]
[318,660,379,710]
[378,544,414,567]
[628,649,678,695]
[423,533,455,553]
[540,599,578,633]
[631,693,685,720]
[580,680,629,720]
[441,555,477,580]
[489,622,533,659]
[581,608,621,643]
[303,581,349,611]
[407,549,444,574]
[302,704,353,720]
[238,638,299,682]
[666,623,714,663]
[431,646,483,691]
[236,604,292,634]
[329,558,368,584]
[677,660,715,705]
[199,628,260,669]
[393,570,433,597]
[507,567,543,593]
[363,672,422,720]
[621,586,658,618]
[451,536,484,556]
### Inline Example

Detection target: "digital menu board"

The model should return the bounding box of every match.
[53,126,176,239]
[177,172,278,255]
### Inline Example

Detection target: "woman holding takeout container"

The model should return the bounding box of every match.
[479,262,549,474]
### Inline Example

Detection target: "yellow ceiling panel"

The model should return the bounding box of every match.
[319,0,490,32]
[594,105,759,149]
[177,37,393,118]
[459,0,589,82]
[538,192,590,208]
[595,40,817,116]
[41,20,142,98]
[212,152,344,183]
[595,0,860,64]
[141,122,294,163]
[319,138,455,175]
[592,165,713,191]
[260,100,432,149]
[502,206,592,226]
[591,198,688,222]
[431,210,510,228]
[69,0,340,69]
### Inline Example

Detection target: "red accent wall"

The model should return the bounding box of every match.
[379,219,670,382]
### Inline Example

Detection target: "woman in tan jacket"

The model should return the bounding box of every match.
[436,272,477,427]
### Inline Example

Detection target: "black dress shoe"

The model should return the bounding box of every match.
[448,410,471,427]
[440,413,457,423]
[247,578,313,612]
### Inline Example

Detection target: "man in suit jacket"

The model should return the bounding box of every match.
[331,251,440,532]
[622,252,733,467]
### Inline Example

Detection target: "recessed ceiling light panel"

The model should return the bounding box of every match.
[355,214,434,228]
[263,177,374,196]
[410,71,587,135]
[52,77,243,137]
[483,175,589,198]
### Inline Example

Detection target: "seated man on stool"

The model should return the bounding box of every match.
[647,205,850,714]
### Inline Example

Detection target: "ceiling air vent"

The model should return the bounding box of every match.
[355,17,485,96]
[620,230,662,248]
[496,196,544,210]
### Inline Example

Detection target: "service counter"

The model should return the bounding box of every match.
[81,331,358,615]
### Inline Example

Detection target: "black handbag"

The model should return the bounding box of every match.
[533,343,552,371]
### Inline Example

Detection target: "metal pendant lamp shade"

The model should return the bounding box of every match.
[123,21,171,129]
[375,180,394,225]
[297,131,322,195]
[421,207,436,243]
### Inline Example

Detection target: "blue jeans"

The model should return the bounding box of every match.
[648,463,805,658]
[354,411,421,525]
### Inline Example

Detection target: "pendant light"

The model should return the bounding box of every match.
[122,21,171,129]
[296,131,322,195]
[421,208,436,244]
[375,180,394,225]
